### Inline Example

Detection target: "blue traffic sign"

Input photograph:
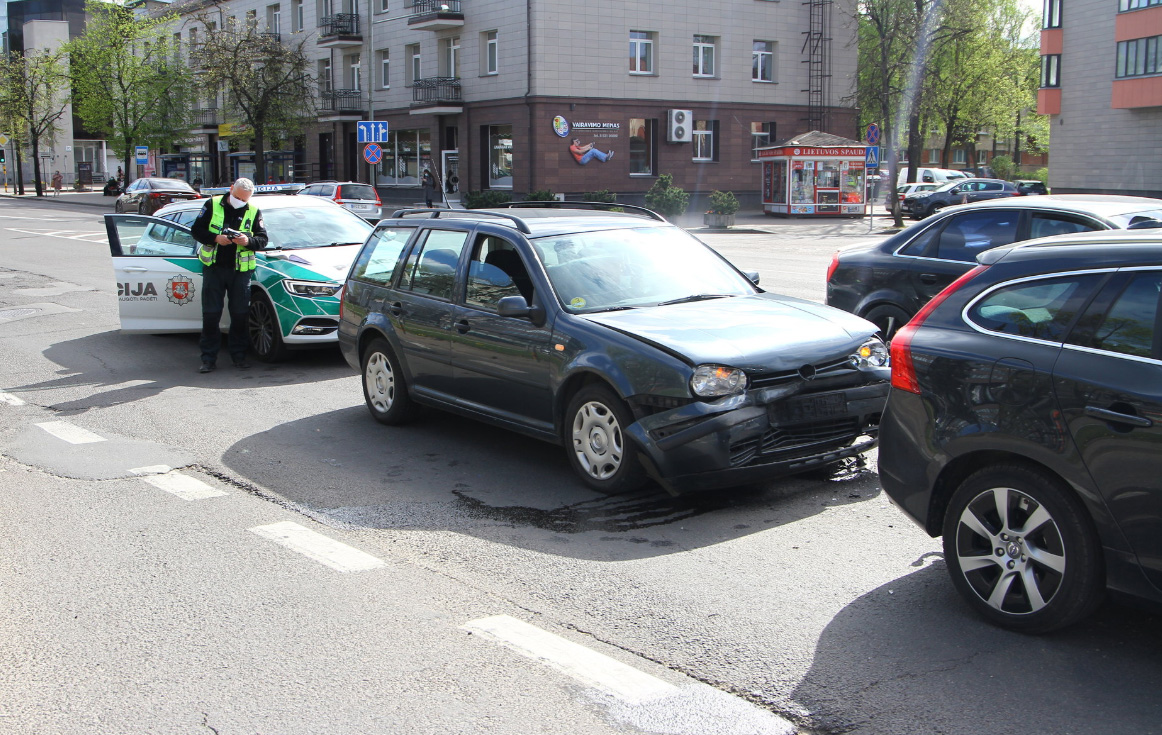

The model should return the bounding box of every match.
[363,143,383,165]
[866,123,880,145]
[865,145,880,169]
[358,121,390,144]
[134,145,149,165]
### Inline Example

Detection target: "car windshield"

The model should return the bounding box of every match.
[151,178,194,190]
[534,227,755,312]
[1109,208,1162,228]
[262,206,373,249]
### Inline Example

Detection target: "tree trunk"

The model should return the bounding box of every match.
[30,132,43,197]
[14,138,25,196]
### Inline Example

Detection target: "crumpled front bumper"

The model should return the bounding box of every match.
[624,369,890,494]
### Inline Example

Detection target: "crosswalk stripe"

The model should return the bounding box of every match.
[139,471,227,501]
[34,420,106,444]
[249,521,385,572]
[461,615,679,704]
[0,391,25,406]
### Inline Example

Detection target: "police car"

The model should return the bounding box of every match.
[103,194,374,361]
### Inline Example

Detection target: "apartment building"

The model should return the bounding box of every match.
[1038,0,1162,196]
[168,0,859,203]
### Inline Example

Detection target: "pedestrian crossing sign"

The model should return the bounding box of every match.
[865,146,880,169]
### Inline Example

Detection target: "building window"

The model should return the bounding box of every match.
[483,30,498,75]
[629,31,654,74]
[978,151,988,165]
[693,120,717,161]
[751,122,775,160]
[1043,0,1061,27]
[407,43,420,85]
[1120,0,1162,11]
[319,58,332,92]
[267,4,281,34]
[440,36,460,78]
[378,0,388,12]
[348,53,361,90]
[629,118,656,175]
[1041,53,1061,86]
[377,128,433,187]
[293,0,304,31]
[693,35,716,77]
[752,41,774,82]
[488,124,513,189]
[379,49,389,88]
[1116,37,1160,78]
[928,148,940,164]
[953,149,966,164]
[246,9,257,28]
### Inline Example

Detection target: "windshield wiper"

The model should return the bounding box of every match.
[657,294,733,306]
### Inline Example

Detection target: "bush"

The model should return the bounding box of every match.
[579,189,617,203]
[644,174,689,217]
[707,190,739,215]
[463,190,513,208]
[525,189,556,201]
[1031,168,1049,185]
[990,155,1016,182]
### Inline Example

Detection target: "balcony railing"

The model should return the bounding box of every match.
[320,88,364,112]
[411,76,461,106]
[193,108,219,127]
[407,0,461,12]
[319,13,360,37]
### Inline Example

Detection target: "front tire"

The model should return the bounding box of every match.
[942,464,1104,633]
[564,385,647,494]
[927,202,947,217]
[248,290,288,362]
[361,338,417,425]
[114,199,124,213]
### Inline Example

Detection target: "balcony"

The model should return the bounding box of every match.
[318,88,365,122]
[410,77,462,114]
[317,13,361,48]
[191,108,219,131]
[406,0,464,31]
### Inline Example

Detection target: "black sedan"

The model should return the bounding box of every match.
[339,204,890,494]
[114,177,202,215]
[879,231,1162,632]
[902,178,1019,219]
[826,195,1162,338]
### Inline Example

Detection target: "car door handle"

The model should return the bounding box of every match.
[389,301,404,317]
[455,319,471,334]
[1084,406,1153,428]
[919,273,939,284]
[123,266,148,272]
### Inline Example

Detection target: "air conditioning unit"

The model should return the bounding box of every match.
[667,109,693,143]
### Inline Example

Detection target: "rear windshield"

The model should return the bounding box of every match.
[338,184,378,200]
[151,178,194,190]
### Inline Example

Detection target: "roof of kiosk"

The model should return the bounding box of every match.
[758,130,865,155]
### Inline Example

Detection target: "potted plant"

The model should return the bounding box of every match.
[703,190,739,228]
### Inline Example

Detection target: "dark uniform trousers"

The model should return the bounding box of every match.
[200,265,252,364]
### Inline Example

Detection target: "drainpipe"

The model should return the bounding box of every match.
[525,0,533,195]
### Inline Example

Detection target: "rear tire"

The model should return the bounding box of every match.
[862,304,912,341]
[248,290,288,362]
[564,385,647,494]
[942,464,1104,633]
[361,338,417,425]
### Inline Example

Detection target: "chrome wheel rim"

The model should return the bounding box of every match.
[248,298,275,357]
[571,400,623,481]
[365,352,395,413]
[954,486,1066,616]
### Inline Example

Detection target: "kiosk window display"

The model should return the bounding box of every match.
[757,133,869,217]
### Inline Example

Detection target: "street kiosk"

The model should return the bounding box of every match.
[757,132,869,217]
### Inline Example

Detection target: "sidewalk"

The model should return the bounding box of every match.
[0,188,904,236]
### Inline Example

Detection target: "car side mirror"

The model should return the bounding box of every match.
[1128,219,1162,229]
[744,270,760,285]
[497,295,547,326]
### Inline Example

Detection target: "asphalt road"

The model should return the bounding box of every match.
[2,197,1161,735]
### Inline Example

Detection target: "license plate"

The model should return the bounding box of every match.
[352,204,370,210]
[774,392,847,423]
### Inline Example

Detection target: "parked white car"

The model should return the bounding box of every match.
[896,182,939,201]
[896,167,968,185]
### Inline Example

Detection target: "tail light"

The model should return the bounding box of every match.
[333,186,343,203]
[150,192,161,199]
[890,265,989,394]
[826,251,840,283]
[373,188,382,206]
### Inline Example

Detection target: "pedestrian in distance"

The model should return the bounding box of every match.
[189,177,269,373]
[51,171,62,196]
[421,169,436,208]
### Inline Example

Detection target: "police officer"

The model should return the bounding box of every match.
[190,177,269,373]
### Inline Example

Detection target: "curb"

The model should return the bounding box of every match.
[0,192,113,209]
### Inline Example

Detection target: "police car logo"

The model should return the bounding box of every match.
[166,275,196,305]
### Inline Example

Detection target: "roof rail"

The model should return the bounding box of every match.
[387,208,533,234]
[494,200,667,222]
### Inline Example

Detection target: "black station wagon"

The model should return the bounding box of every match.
[338,205,891,494]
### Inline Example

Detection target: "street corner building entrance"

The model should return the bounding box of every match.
[758,131,869,217]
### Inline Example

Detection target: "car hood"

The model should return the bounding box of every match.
[259,243,362,281]
[582,293,878,369]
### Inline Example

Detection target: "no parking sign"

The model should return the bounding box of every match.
[363,143,382,165]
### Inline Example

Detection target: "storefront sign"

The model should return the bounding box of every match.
[552,116,621,137]
[759,146,865,158]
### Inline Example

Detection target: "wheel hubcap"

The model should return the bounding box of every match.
[365,352,395,413]
[955,487,1066,615]
[571,401,623,481]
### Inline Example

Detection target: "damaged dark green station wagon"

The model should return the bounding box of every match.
[338,205,890,494]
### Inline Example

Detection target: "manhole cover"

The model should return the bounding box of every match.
[0,308,40,319]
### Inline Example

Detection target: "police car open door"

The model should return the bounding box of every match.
[103,214,205,332]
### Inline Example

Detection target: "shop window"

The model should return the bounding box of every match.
[630,31,655,74]
[693,35,717,77]
[752,41,774,82]
[487,124,513,189]
[791,163,813,204]
[629,118,656,176]
[751,122,775,161]
[767,161,786,204]
[693,120,718,162]
[377,128,432,187]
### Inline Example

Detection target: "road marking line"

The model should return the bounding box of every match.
[129,465,172,475]
[461,615,679,704]
[34,421,106,444]
[139,471,227,501]
[0,391,25,406]
[249,521,385,572]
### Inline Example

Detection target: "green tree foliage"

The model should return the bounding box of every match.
[194,12,315,184]
[989,154,1016,181]
[644,174,689,218]
[0,46,71,196]
[70,1,192,184]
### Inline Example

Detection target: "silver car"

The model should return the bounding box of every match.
[298,181,382,222]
